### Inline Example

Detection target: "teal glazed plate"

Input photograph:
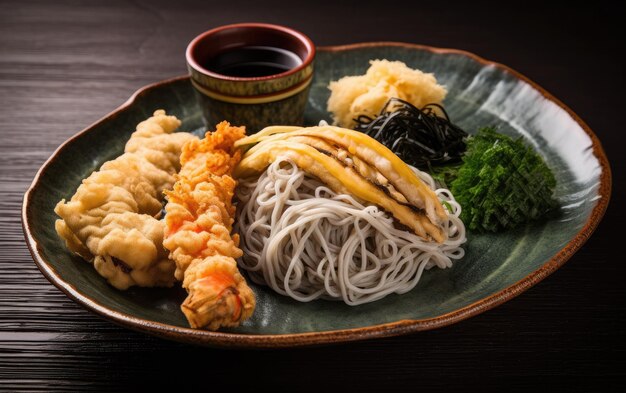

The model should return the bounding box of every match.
[22,43,611,348]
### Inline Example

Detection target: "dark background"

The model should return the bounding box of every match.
[1,0,624,391]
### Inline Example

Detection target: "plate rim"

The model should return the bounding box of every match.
[22,41,612,348]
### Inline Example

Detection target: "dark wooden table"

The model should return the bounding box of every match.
[1,1,623,390]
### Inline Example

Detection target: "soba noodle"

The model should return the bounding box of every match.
[235,158,466,305]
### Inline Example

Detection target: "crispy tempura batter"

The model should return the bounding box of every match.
[55,110,198,289]
[163,121,255,330]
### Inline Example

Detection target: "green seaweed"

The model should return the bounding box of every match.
[438,127,558,232]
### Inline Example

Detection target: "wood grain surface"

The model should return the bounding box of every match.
[1,0,624,390]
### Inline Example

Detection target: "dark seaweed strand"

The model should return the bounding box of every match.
[354,98,468,169]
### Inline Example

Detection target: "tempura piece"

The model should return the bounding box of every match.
[163,121,255,330]
[55,110,198,289]
[327,59,447,128]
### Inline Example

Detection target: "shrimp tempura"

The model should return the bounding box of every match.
[55,110,198,289]
[163,121,255,330]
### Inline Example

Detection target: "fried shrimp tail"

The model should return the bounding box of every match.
[164,121,255,330]
[181,256,255,330]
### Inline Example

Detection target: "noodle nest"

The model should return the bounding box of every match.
[235,158,466,305]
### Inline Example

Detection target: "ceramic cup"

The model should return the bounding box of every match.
[186,23,316,133]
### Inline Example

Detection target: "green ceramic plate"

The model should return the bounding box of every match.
[22,43,610,348]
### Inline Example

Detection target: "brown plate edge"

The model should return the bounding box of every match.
[21,42,612,349]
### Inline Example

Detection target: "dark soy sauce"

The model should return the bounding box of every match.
[204,46,302,77]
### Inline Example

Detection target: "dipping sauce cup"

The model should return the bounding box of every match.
[186,23,316,133]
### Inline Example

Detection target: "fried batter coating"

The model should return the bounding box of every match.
[55,110,198,289]
[163,121,255,330]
